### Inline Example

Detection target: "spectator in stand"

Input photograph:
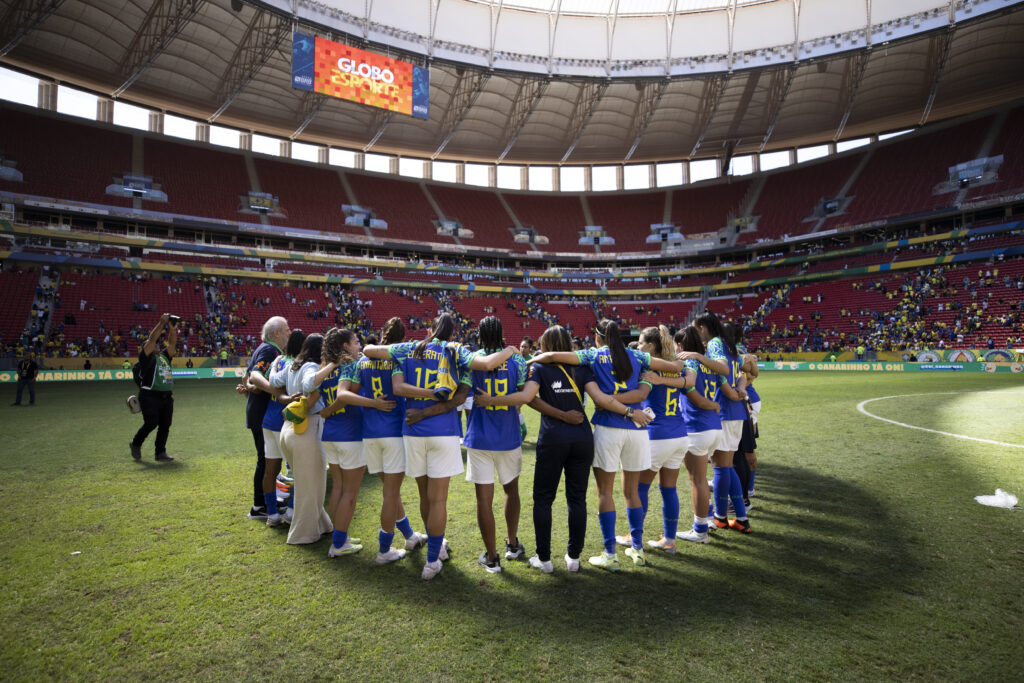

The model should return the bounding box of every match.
[12,352,39,407]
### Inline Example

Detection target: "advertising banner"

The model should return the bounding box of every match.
[0,367,248,383]
[757,361,1023,373]
[292,32,429,120]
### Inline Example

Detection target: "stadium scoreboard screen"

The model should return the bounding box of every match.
[292,32,429,120]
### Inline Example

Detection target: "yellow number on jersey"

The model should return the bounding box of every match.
[665,388,678,416]
[371,376,384,399]
[414,367,437,390]
[483,377,509,411]
[613,380,628,394]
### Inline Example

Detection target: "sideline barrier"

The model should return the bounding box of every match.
[758,361,1023,373]
[0,367,248,383]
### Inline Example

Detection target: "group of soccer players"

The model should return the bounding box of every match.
[240,308,761,580]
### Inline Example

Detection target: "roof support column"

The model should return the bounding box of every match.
[148,110,164,134]
[96,98,114,124]
[37,80,57,111]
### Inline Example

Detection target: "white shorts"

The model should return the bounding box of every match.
[466,447,523,485]
[364,437,405,475]
[649,437,687,471]
[719,420,743,452]
[322,440,366,469]
[404,435,464,479]
[593,426,651,473]
[686,429,722,458]
[263,428,284,461]
[750,400,762,424]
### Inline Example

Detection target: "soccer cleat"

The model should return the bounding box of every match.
[275,481,291,493]
[375,548,407,565]
[625,546,647,566]
[676,529,710,544]
[247,506,268,520]
[266,513,285,528]
[712,516,729,530]
[404,531,428,551]
[129,442,141,461]
[647,537,677,554]
[564,554,581,573]
[477,551,502,574]
[588,552,620,572]
[154,452,174,462]
[438,538,450,561]
[277,472,293,484]
[328,542,363,558]
[614,534,633,548]
[744,499,753,511]
[528,556,554,573]
[421,560,442,581]
[504,539,526,560]
[748,488,756,498]
[728,518,752,534]
[282,507,293,525]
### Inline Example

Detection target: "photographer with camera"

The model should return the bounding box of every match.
[129,313,179,463]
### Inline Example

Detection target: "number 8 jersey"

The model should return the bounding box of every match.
[464,350,528,451]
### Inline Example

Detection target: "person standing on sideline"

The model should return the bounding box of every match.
[12,352,38,406]
[129,313,178,462]
[239,316,289,520]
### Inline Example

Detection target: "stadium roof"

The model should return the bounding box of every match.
[2,0,1024,165]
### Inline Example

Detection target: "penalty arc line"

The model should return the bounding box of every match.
[856,391,1024,449]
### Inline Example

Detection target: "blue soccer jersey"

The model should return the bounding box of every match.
[261,355,290,432]
[682,358,723,433]
[715,346,747,422]
[645,369,688,441]
[574,346,651,430]
[357,355,404,438]
[320,358,362,442]
[465,350,528,451]
[736,343,760,404]
[389,340,473,437]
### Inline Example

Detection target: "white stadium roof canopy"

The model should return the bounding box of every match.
[1,0,1023,165]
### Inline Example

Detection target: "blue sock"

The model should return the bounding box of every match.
[748,470,757,493]
[712,467,729,519]
[626,507,644,550]
[332,529,347,549]
[707,501,715,519]
[598,510,617,554]
[378,529,395,554]
[395,515,414,539]
[729,468,747,520]
[427,534,444,563]
[694,514,709,534]
[660,485,679,540]
[637,482,651,519]
[263,491,278,516]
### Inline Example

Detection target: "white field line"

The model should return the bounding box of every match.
[856,391,1024,449]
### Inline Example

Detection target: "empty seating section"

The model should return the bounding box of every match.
[0,269,38,342]
[452,296,542,341]
[359,291,437,329]
[967,106,1024,202]
[57,273,207,353]
[600,300,697,330]
[587,192,666,252]
[605,279,660,290]
[143,138,249,221]
[804,252,890,274]
[503,193,587,253]
[428,185,515,251]
[671,180,752,237]
[744,154,863,244]
[827,117,992,228]
[143,251,263,270]
[545,303,598,336]
[344,173,440,243]
[0,108,132,207]
[255,158,355,234]
[272,263,370,277]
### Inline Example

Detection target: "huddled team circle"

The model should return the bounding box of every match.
[133,308,762,580]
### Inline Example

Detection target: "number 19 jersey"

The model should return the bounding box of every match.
[464,350,528,451]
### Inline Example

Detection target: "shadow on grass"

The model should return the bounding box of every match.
[293,462,922,634]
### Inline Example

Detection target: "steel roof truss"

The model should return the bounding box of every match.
[758,65,797,151]
[689,73,729,157]
[833,50,870,141]
[919,26,956,125]
[561,80,608,162]
[113,0,205,97]
[209,8,290,122]
[0,0,65,57]
[624,79,667,161]
[291,90,328,139]
[433,70,489,158]
[496,77,548,162]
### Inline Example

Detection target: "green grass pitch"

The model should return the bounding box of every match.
[1,372,1022,680]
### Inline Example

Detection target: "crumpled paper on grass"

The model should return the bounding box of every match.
[974,489,1020,509]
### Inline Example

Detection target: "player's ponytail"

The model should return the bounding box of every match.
[478,316,504,353]
[415,313,456,359]
[596,319,631,383]
[721,322,740,357]
[381,317,405,345]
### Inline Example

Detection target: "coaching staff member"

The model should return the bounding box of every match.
[240,316,289,520]
[130,313,178,462]
[12,352,39,406]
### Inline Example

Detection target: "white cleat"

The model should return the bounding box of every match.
[564,554,581,573]
[375,547,407,565]
[676,528,710,544]
[528,556,554,573]
[421,560,442,580]
[404,531,428,551]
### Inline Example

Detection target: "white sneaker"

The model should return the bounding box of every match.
[375,547,407,565]
[528,556,554,573]
[564,554,580,573]
[477,551,502,574]
[614,534,633,547]
[327,542,362,558]
[676,528,710,544]
[282,507,293,525]
[748,488,756,498]
[266,513,284,528]
[438,538,450,561]
[421,559,442,580]
[647,537,677,554]
[404,531,428,551]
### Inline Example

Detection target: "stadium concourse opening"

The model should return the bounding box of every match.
[1,0,1024,678]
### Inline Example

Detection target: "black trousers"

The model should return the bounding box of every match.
[14,378,35,405]
[533,439,594,562]
[250,426,266,509]
[132,390,173,455]
[734,419,755,499]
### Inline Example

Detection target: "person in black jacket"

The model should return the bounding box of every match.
[12,353,39,406]
[129,314,178,462]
